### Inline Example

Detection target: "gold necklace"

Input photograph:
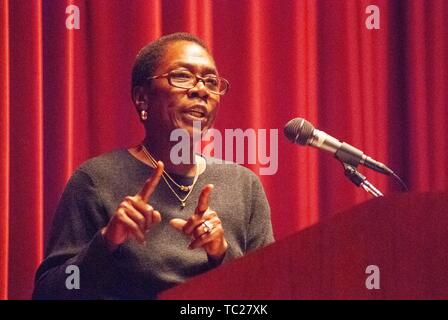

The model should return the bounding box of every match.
[140,144,200,208]
[141,145,194,192]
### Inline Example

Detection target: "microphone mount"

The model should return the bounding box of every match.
[342,162,384,197]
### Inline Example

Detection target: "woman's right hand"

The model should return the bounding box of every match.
[101,161,164,251]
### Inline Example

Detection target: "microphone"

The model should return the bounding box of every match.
[284,117,394,175]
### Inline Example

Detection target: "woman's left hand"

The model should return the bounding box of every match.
[170,184,228,259]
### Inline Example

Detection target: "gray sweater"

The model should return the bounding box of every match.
[32,149,274,299]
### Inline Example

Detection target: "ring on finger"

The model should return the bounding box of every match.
[202,220,214,234]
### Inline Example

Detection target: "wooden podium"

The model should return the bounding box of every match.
[158,192,448,300]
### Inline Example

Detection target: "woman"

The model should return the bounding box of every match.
[33,33,274,299]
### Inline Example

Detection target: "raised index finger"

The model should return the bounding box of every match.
[138,161,164,202]
[195,184,214,216]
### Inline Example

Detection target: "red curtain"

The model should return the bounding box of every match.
[1,0,447,300]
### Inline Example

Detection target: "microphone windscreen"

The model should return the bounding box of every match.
[284,118,315,145]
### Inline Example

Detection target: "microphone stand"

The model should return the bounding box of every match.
[342,163,384,197]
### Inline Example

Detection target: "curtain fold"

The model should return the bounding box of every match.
[7,0,44,300]
[1,0,447,299]
[293,0,319,228]
[0,0,10,300]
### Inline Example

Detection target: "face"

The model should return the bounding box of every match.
[142,41,221,138]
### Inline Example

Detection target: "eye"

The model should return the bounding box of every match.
[171,70,194,82]
[204,76,219,87]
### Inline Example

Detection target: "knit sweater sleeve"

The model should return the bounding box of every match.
[32,170,125,299]
[219,168,274,265]
[246,172,275,251]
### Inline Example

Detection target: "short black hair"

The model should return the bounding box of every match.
[131,32,210,96]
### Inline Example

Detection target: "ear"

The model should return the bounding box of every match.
[132,85,149,109]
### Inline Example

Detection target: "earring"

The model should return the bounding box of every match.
[140,110,148,121]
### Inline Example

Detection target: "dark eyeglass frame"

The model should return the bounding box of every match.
[147,69,230,95]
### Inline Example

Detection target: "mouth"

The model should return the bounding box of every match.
[182,105,209,120]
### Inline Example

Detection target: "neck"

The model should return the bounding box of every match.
[142,136,197,177]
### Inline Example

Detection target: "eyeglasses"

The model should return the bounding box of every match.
[147,69,230,95]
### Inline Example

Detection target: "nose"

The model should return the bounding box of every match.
[187,79,209,100]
